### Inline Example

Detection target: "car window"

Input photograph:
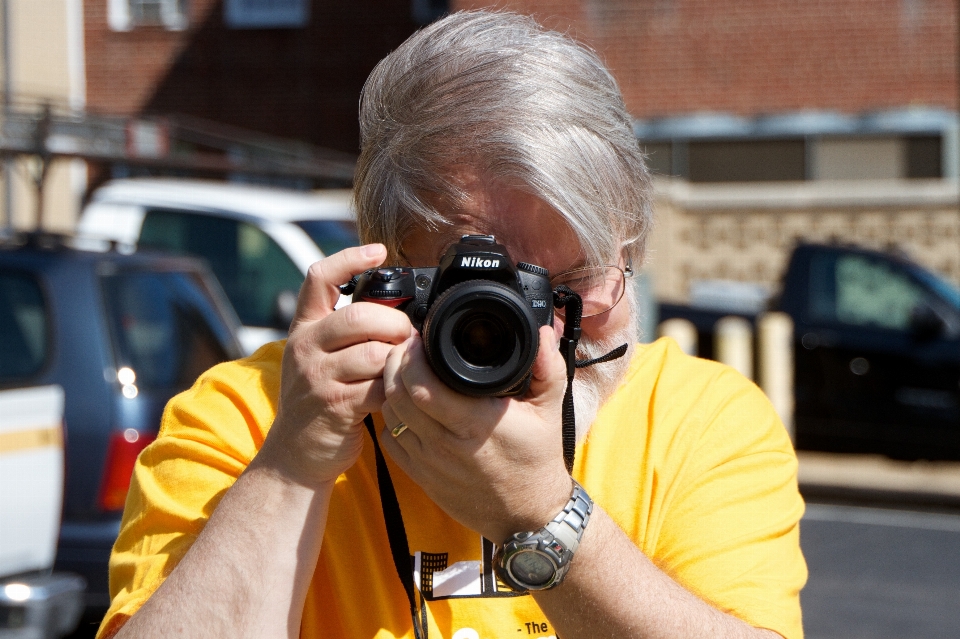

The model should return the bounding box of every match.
[100,270,231,390]
[139,209,304,327]
[0,270,48,381]
[913,267,960,311]
[293,219,360,257]
[808,252,927,331]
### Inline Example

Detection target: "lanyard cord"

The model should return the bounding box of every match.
[551,286,627,472]
[552,285,583,473]
[365,286,627,637]
[363,414,427,639]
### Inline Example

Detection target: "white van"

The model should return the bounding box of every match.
[0,385,85,638]
[78,178,359,354]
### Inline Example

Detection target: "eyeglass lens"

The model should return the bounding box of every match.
[551,266,625,318]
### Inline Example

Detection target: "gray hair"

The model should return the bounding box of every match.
[354,10,653,270]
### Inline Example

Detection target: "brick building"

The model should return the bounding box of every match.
[449,0,958,183]
[449,1,959,295]
[14,1,955,291]
[84,0,428,155]
[452,0,957,120]
[77,1,960,194]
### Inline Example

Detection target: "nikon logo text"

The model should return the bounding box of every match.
[460,257,501,268]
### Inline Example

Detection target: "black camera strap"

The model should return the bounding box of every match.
[363,286,627,637]
[363,413,428,639]
[553,286,582,473]
[552,286,628,472]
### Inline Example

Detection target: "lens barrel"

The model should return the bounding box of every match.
[422,280,540,397]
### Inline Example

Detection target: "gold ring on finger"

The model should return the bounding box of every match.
[391,422,408,438]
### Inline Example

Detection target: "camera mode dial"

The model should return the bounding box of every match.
[517,262,548,277]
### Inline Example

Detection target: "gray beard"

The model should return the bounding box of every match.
[570,291,640,442]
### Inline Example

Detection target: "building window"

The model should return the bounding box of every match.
[641,142,673,177]
[224,0,310,29]
[905,136,942,179]
[688,140,806,183]
[108,0,188,31]
[635,109,955,183]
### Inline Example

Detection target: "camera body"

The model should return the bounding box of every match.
[352,235,553,397]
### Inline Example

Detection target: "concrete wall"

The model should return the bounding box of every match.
[647,178,960,302]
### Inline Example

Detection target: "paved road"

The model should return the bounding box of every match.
[801,502,960,639]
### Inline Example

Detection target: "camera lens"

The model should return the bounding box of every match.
[422,280,540,397]
[453,313,510,368]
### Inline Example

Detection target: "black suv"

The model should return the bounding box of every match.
[0,233,243,617]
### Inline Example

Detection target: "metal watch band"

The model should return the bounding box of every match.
[493,479,594,593]
[544,480,593,555]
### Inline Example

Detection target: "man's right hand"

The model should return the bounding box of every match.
[256,243,414,487]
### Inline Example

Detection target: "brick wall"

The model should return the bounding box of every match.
[454,0,959,118]
[84,0,421,154]
[85,1,958,158]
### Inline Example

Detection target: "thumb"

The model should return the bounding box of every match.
[526,325,567,404]
[291,244,387,331]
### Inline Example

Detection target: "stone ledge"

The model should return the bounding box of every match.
[654,178,960,211]
[798,451,960,507]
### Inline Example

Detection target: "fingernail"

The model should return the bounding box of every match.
[363,243,385,258]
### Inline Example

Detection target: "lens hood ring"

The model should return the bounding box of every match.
[422,279,540,397]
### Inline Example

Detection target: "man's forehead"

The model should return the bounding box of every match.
[399,218,585,273]
[396,169,588,270]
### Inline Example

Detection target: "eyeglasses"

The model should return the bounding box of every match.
[550,261,633,319]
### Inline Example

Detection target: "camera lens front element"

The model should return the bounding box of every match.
[453,313,511,368]
[422,280,540,397]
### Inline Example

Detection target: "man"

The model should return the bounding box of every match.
[98,11,805,639]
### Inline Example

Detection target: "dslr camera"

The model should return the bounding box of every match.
[352,235,553,397]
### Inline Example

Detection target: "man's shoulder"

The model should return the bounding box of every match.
[189,339,285,400]
[616,336,755,400]
[158,340,285,444]
[599,337,789,459]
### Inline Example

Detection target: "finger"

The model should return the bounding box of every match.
[526,325,568,404]
[311,302,413,353]
[382,339,453,441]
[378,404,417,465]
[392,336,503,438]
[323,340,397,384]
[384,391,446,445]
[291,244,387,331]
[312,377,387,423]
[353,378,390,416]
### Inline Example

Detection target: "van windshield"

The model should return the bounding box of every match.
[293,220,360,257]
[913,267,960,311]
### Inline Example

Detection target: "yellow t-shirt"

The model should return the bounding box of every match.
[98,337,806,639]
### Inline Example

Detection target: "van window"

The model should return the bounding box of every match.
[808,252,926,331]
[293,220,359,257]
[100,270,231,390]
[139,210,304,327]
[0,270,48,381]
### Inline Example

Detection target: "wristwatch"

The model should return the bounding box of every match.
[492,480,593,593]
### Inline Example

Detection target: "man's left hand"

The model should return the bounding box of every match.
[379,325,573,543]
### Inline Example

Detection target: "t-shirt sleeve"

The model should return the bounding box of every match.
[95,346,280,638]
[653,366,807,639]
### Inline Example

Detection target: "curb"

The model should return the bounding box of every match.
[797,451,960,509]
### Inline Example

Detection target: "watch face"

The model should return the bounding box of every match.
[508,549,556,587]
